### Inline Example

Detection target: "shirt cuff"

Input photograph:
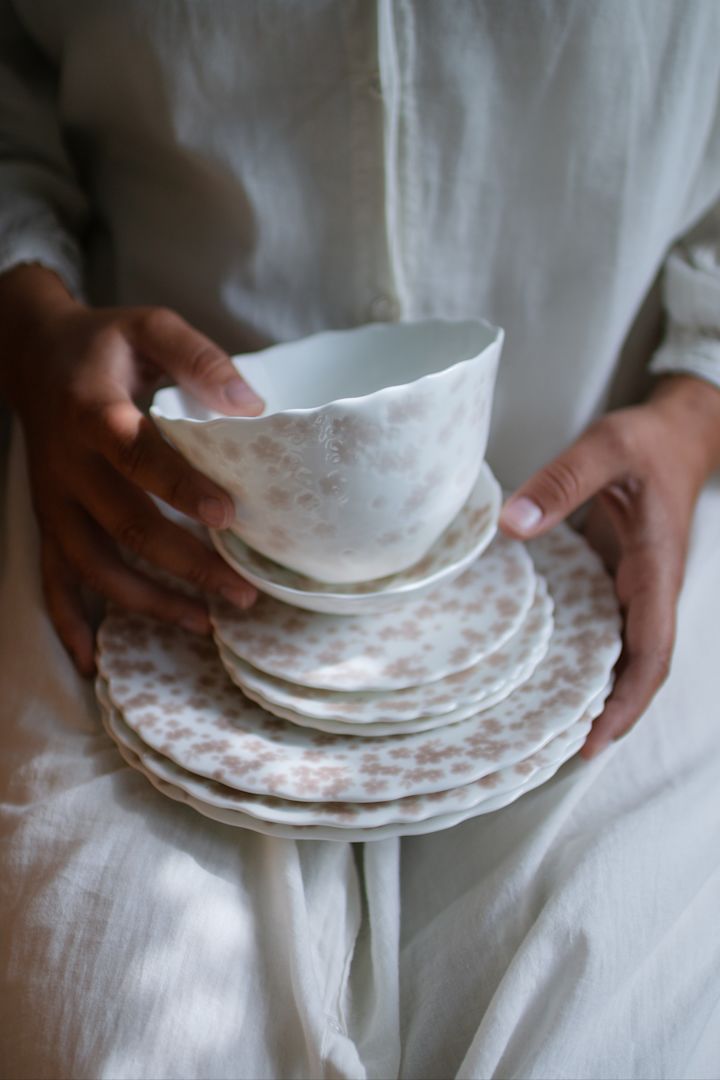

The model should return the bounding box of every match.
[0,210,85,300]
[649,326,720,391]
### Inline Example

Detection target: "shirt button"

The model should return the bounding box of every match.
[368,293,400,322]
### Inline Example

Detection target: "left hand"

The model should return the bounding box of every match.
[499,374,720,758]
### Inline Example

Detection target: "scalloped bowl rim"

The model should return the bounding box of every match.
[150,318,504,425]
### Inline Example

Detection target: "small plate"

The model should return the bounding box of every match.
[211,463,501,614]
[215,577,554,729]
[210,532,536,692]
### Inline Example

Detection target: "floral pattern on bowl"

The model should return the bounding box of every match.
[151,319,503,583]
[211,462,501,614]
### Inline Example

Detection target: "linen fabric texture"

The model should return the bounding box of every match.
[1,2,720,1077]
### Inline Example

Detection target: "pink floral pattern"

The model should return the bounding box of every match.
[214,578,553,733]
[210,533,536,691]
[151,322,502,583]
[96,525,621,803]
[212,462,501,615]
[98,687,596,829]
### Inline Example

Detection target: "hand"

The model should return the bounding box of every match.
[499,375,720,758]
[0,265,265,676]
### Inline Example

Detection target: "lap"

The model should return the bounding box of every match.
[2,425,719,1080]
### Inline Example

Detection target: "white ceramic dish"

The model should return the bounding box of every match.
[151,319,503,583]
[215,577,553,728]
[98,681,595,829]
[96,523,621,804]
[100,710,590,842]
[210,462,501,615]
[216,646,544,736]
[210,533,536,692]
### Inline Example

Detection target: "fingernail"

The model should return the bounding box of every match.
[501,496,543,535]
[180,613,211,634]
[220,584,257,610]
[224,378,264,414]
[199,497,233,529]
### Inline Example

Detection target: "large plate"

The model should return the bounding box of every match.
[98,681,599,830]
[102,716,591,843]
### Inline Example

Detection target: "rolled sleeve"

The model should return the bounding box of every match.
[650,199,720,389]
[0,0,88,297]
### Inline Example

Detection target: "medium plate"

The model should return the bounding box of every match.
[215,577,553,728]
[210,533,536,691]
[218,651,545,737]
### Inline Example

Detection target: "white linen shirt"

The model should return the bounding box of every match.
[1,0,720,484]
[3,7,720,1079]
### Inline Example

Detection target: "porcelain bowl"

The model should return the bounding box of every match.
[151,319,503,583]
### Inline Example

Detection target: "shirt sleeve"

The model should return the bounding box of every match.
[0,0,88,297]
[649,198,720,389]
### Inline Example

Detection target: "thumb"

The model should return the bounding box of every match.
[499,418,625,538]
[130,307,264,415]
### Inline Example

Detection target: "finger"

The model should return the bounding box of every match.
[41,538,96,676]
[581,542,678,759]
[500,415,634,538]
[53,501,215,633]
[581,500,622,573]
[129,307,264,415]
[81,463,256,609]
[84,398,236,529]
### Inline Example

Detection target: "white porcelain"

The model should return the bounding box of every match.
[217,644,544,736]
[98,682,595,830]
[96,523,621,803]
[215,577,553,728]
[211,533,536,692]
[100,708,591,842]
[210,462,502,615]
[151,319,503,583]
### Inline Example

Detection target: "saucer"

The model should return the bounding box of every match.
[96,523,621,803]
[98,680,596,830]
[210,533,536,691]
[211,463,501,614]
[215,577,554,729]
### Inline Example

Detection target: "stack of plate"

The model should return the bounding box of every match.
[96,465,622,842]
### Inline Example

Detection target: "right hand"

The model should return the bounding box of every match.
[0,265,265,676]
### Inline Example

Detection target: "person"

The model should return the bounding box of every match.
[1,2,720,1077]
